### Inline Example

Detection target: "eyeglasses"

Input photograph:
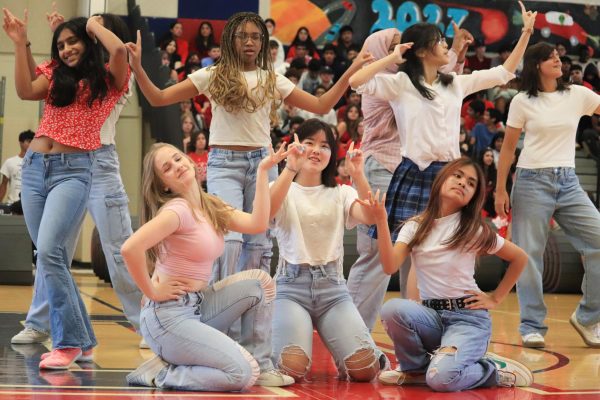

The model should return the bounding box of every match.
[233,32,263,42]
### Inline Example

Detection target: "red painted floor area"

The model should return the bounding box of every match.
[2,331,597,400]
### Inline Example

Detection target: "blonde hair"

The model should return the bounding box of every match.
[207,12,280,126]
[141,143,233,271]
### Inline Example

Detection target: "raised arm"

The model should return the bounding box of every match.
[86,15,128,90]
[284,50,374,114]
[502,1,536,74]
[494,124,521,218]
[126,30,199,106]
[120,210,188,301]
[357,191,410,274]
[3,8,49,100]
[269,135,307,219]
[349,42,411,89]
[345,143,375,225]
[228,145,289,234]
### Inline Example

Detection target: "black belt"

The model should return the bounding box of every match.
[422,296,472,311]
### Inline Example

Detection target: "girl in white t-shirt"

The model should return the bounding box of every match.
[125,12,372,282]
[268,119,384,382]
[362,158,531,391]
[495,42,600,349]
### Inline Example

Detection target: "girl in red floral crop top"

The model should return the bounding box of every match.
[3,9,129,370]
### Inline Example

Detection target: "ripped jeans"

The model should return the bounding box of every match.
[381,298,497,392]
[272,262,381,381]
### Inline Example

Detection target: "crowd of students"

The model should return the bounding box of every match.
[2,1,600,394]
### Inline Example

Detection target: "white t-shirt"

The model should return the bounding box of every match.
[188,67,296,147]
[99,74,135,145]
[355,66,514,171]
[507,85,600,169]
[0,155,24,203]
[270,182,359,266]
[297,109,337,126]
[396,212,505,300]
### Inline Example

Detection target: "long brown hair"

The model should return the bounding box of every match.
[408,157,497,253]
[141,143,233,269]
[207,12,280,126]
[520,42,569,97]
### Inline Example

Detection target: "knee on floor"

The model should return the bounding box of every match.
[344,347,380,382]
[278,345,311,381]
[426,347,461,392]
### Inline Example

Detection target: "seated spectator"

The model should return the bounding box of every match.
[560,56,572,82]
[466,38,491,71]
[159,49,178,84]
[187,130,209,190]
[477,148,498,217]
[160,38,182,73]
[194,21,218,58]
[181,112,198,152]
[298,86,337,125]
[319,65,335,90]
[571,64,594,89]
[201,44,221,67]
[583,63,600,92]
[284,68,302,87]
[335,158,351,186]
[556,41,568,57]
[471,108,503,157]
[269,40,288,75]
[180,99,204,131]
[337,104,361,145]
[336,25,357,61]
[490,132,505,167]
[320,43,347,82]
[265,18,285,66]
[336,89,361,121]
[157,21,188,64]
[462,92,494,133]
[286,26,320,62]
[300,59,322,94]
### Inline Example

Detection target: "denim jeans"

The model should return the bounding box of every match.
[140,270,274,391]
[381,298,497,392]
[272,262,380,380]
[20,150,97,350]
[207,148,278,282]
[512,167,600,335]
[24,145,142,334]
[347,156,394,330]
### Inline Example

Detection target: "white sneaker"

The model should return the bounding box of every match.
[378,368,427,386]
[126,356,168,387]
[11,327,49,344]
[139,338,150,349]
[521,332,545,348]
[570,312,600,348]
[255,369,295,387]
[487,352,534,387]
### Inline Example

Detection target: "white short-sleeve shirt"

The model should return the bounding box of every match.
[188,67,296,147]
[270,182,359,266]
[0,155,24,203]
[396,212,505,299]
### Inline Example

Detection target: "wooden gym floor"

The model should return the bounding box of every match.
[0,270,598,400]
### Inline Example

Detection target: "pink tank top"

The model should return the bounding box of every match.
[154,198,224,280]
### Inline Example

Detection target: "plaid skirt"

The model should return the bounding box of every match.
[368,158,447,242]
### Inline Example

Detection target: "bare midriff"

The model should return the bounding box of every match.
[152,269,209,293]
[28,136,88,154]
[211,144,262,151]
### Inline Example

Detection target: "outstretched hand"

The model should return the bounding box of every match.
[285,133,308,173]
[450,21,473,54]
[356,189,387,222]
[2,8,28,45]
[519,0,537,32]
[392,42,413,65]
[46,2,64,33]
[125,30,143,69]
[259,143,289,171]
[345,141,364,179]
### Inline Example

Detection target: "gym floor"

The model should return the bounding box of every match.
[0,270,598,400]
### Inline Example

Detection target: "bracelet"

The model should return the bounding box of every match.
[521,28,533,34]
[25,41,31,48]
[285,164,298,174]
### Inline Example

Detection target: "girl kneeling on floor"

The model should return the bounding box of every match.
[269,119,386,382]
[362,157,532,391]
[121,143,295,391]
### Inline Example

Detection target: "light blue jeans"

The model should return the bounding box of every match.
[20,150,96,350]
[347,156,396,330]
[23,145,142,334]
[140,270,274,391]
[272,262,381,381]
[207,148,278,282]
[381,299,497,392]
[512,167,600,335]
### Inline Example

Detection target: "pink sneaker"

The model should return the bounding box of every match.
[39,348,82,370]
[42,349,93,363]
